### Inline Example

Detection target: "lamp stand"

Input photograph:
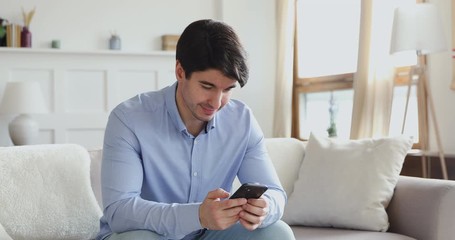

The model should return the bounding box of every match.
[401,52,448,180]
[421,68,448,180]
[8,114,39,145]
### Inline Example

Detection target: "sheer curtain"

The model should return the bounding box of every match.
[452,0,455,91]
[272,0,295,137]
[277,0,406,138]
[350,0,402,139]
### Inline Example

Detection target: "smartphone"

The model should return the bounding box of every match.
[230,183,268,199]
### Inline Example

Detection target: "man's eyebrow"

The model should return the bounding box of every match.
[199,80,237,90]
[225,84,237,90]
[199,80,216,87]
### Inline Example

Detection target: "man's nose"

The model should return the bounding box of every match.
[208,91,223,109]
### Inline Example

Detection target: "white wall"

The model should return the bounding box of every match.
[0,0,277,146]
[1,0,454,155]
[1,0,218,51]
[221,0,277,136]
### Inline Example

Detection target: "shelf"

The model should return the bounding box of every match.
[407,149,455,158]
[0,47,175,57]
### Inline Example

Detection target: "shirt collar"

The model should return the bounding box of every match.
[164,82,216,135]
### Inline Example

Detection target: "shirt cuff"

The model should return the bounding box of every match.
[177,202,204,234]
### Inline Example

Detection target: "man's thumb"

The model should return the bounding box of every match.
[206,188,230,200]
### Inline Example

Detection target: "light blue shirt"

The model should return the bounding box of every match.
[96,82,286,240]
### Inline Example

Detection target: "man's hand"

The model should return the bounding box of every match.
[238,197,269,231]
[199,188,247,230]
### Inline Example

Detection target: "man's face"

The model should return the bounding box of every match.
[175,62,237,124]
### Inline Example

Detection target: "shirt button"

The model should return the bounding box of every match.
[193,172,198,177]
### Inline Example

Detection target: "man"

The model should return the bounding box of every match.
[96,19,295,240]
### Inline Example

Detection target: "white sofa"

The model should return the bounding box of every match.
[0,138,454,240]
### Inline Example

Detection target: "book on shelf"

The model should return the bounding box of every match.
[161,35,180,51]
[6,24,22,47]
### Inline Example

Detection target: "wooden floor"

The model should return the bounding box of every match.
[401,154,455,180]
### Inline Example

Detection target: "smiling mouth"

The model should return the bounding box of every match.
[201,105,216,116]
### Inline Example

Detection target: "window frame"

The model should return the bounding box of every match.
[291,0,426,150]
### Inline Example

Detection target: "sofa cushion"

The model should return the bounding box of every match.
[232,138,305,193]
[88,147,103,208]
[283,133,413,231]
[264,138,305,195]
[0,223,12,240]
[0,144,102,240]
[291,226,416,240]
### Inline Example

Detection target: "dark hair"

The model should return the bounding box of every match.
[176,19,249,87]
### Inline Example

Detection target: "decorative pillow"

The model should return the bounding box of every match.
[0,222,12,240]
[0,144,102,240]
[282,133,413,231]
[88,147,103,208]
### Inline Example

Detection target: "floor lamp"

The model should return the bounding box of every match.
[390,3,448,179]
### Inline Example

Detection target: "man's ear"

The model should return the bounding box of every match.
[175,61,186,81]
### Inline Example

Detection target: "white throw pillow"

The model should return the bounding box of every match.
[282,133,413,231]
[88,147,103,208]
[0,222,12,240]
[0,144,102,240]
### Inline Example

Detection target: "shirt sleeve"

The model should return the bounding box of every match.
[237,114,287,227]
[101,109,202,238]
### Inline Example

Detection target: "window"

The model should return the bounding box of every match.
[295,0,360,78]
[293,0,423,147]
[293,0,360,140]
[298,90,354,139]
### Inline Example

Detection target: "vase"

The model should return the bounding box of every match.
[21,26,32,48]
[51,40,61,49]
[109,35,121,50]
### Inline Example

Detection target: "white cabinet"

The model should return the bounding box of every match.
[0,48,175,148]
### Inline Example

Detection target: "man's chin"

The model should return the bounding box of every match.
[198,115,214,122]
[195,111,216,122]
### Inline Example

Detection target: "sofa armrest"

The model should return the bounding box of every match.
[387,176,455,240]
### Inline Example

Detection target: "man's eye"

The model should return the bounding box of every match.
[202,85,212,89]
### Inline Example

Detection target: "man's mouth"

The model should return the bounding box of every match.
[201,105,216,116]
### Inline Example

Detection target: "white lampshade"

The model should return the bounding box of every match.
[0,81,48,114]
[0,81,48,145]
[390,3,447,55]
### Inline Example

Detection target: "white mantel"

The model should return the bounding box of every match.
[0,48,176,148]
